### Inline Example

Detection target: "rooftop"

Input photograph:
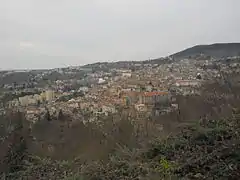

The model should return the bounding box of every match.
[143,91,168,97]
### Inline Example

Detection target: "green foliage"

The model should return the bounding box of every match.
[160,158,171,170]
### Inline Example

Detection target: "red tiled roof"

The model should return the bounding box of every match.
[143,91,168,97]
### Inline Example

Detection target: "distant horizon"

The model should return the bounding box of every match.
[0,42,240,71]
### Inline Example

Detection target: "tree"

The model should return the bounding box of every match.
[2,112,29,176]
[44,108,51,121]
[58,109,64,121]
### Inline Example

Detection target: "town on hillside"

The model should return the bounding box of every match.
[1,54,239,126]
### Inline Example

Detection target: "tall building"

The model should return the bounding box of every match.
[139,91,169,105]
[19,96,29,106]
[45,90,55,101]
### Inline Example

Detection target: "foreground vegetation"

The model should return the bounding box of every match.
[1,80,240,179]
[1,111,240,179]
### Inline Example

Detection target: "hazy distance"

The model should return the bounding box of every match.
[1,0,240,69]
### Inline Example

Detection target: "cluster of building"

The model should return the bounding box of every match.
[8,90,55,107]
[1,56,240,124]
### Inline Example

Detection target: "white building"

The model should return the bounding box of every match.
[122,72,132,78]
[98,78,106,84]
[175,80,201,87]
[78,87,89,93]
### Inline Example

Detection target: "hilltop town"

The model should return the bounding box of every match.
[1,52,239,126]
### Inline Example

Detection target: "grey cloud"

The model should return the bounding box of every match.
[0,0,240,69]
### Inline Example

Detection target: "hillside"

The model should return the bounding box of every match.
[1,79,240,179]
[171,43,240,60]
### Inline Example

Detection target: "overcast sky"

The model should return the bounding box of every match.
[1,0,240,69]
